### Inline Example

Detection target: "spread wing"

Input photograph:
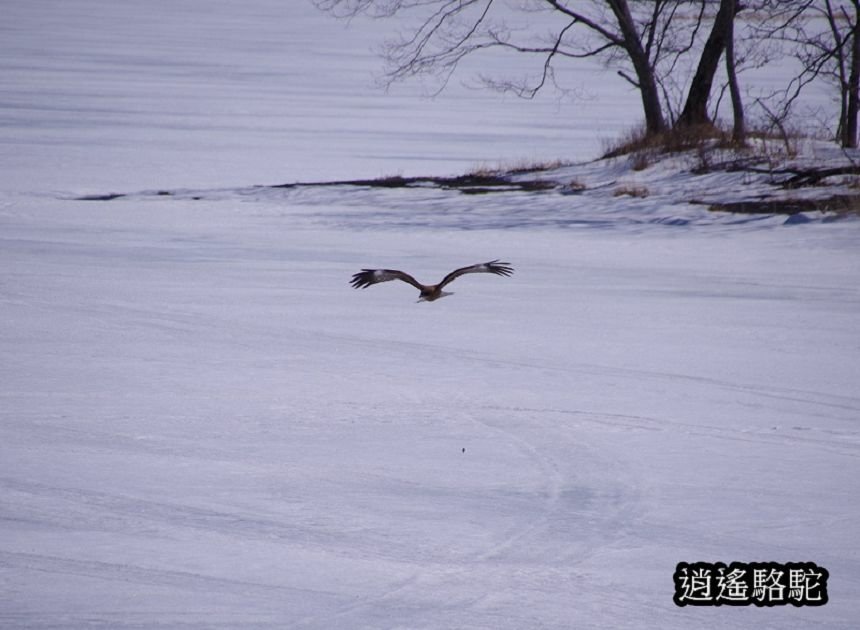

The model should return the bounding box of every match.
[437,260,513,290]
[350,268,425,291]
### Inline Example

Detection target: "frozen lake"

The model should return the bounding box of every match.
[1,2,859,629]
[1,0,629,194]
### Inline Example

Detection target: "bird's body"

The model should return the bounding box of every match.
[350,260,513,302]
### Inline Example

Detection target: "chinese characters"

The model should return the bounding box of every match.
[673,561,828,607]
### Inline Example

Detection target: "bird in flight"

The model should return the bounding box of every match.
[350,260,513,302]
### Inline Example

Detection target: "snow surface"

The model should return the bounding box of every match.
[2,2,860,629]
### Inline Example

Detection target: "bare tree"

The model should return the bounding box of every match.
[826,0,860,147]
[724,0,745,141]
[696,0,745,141]
[315,0,733,137]
[677,0,739,128]
[318,1,860,148]
[848,3,860,146]
[751,0,860,147]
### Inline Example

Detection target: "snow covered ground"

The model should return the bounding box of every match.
[2,2,859,629]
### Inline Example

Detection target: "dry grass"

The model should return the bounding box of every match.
[602,124,738,160]
[613,185,650,198]
[467,158,572,178]
[601,122,811,173]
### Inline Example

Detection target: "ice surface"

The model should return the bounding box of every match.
[1,2,859,629]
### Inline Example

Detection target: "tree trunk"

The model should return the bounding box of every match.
[845,1,860,148]
[607,0,667,135]
[677,0,736,128]
[826,0,851,146]
[633,52,669,136]
[725,1,744,142]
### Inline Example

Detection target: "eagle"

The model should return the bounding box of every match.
[350,260,513,302]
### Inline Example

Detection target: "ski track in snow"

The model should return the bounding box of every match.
[3,200,859,628]
[287,403,641,630]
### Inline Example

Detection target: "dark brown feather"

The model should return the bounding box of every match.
[437,260,513,290]
[350,260,513,300]
[350,269,426,291]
